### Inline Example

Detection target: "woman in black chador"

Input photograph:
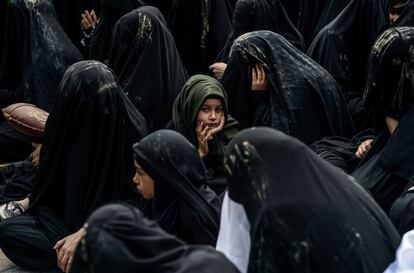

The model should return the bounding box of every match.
[0,61,148,272]
[221,30,354,145]
[89,0,145,63]
[210,0,304,80]
[132,130,221,246]
[167,0,232,75]
[352,27,414,216]
[222,127,400,273]
[109,6,187,132]
[0,0,83,163]
[70,204,239,273]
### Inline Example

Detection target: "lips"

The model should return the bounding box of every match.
[206,123,218,128]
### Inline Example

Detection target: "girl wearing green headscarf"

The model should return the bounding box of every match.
[172,75,239,193]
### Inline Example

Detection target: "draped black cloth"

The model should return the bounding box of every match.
[352,27,414,214]
[71,204,240,273]
[109,6,187,132]
[167,0,232,75]
[222,31,354,145]
[307,0,392,101]
[390,184,414,236]
[142,0,171,16]
[0,0,82,111]
[0,159,36,204]
[281,0,351,48]
[89,0,145,63]
[29,61,148,232]
[224,127,400,273]
[133,130,220,246]
[216,0,305,62]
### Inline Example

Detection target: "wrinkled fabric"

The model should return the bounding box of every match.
[384,229,414,273]
[216,0,304,61]
[133,130,220,246]
[222,31,354,144]
[71,203,240,273]
[353,27,414,214]
[216,192,251,273]
[281,0,351,48]
[89,0,145,63]
[0,0,82,111]
[224,127,400,273]
[29,61,148,232]
[109,6,187,132]
[308,0,392,99]
[391,185,414,236]
[167,0,232,75]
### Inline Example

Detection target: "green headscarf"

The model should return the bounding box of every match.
[172,75,239,145]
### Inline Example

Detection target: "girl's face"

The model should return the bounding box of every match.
[196,98,224,130]
[133,160,155,199]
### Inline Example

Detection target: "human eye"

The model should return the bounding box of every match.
[201,106,210,113]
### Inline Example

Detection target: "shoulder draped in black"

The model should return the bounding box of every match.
[29,61,148,232]
[71,204,239,273]
[225,127,400,273]
[133,130,220,246]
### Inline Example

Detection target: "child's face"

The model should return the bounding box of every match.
[133,160,155,199]
[196,98,224,130]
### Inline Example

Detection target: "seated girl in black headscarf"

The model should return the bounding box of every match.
[70,203,239,273]
[172,75,239,193]
[132,130,221,246]
[222,30,354,145]
[218,127,400,273]
[0,61,148,273]
[352,27,414,215]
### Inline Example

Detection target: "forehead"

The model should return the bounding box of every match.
[202,98,222,105]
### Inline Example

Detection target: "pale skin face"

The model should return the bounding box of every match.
[196,98,225,158]
[133,160,155,199]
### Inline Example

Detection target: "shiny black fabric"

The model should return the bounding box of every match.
[71,204,240,273]
[167,0,232,75]
[133,130,220,246]
[307,0,392,98]
[224,127,400,273]
[29,61,148,232]
[222,31,354,144]
[109,6,187,132]
[89,0,145,63]
[216,0,304,62]
[352,27,414,214]
[0,0,82,111]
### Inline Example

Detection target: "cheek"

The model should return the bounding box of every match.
[196,112,209,123]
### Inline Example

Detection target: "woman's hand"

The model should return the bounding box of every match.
[385,116,399,134]
[31,143,42,167]
[355,139,374,159]
[196,116,225,158]
[209,62,227,80]
[251,64,268,91]
[80,10,99,30]
[54,228,86,273]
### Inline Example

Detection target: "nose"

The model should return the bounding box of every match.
[209,110,217,120]
[133,173,139,184]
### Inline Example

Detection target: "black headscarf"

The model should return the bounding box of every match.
[109,6,187,132]
[224,127,400,273]
[71,203,240,273]
[352,27,414,213]
[133,130,220,246]
[29,61,148,232]
[216,0,304,62]
[167,0,232,75]
[307,0,392,98]
[0,0,82,111]
[89,0,145,63]
[222,30,354,144]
